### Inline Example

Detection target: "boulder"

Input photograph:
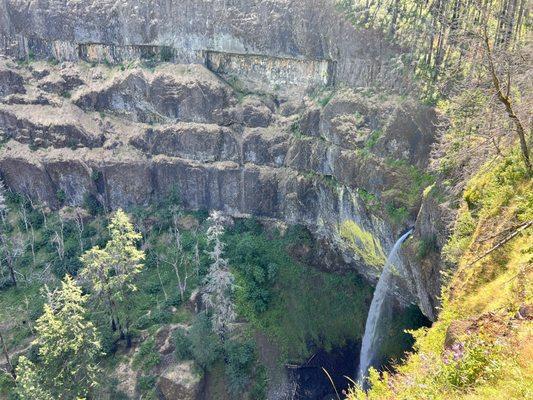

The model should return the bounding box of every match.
[157,361,202,400]
[0,67,25,97]
[241,97,273,127]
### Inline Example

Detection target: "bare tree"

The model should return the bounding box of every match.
[0,233,24,287]
[158,208,191,302]
[0,330,15,380]
[0,179,8,224]
[73,209,85,253]
[52,214,65,263]
[482,26,531,175]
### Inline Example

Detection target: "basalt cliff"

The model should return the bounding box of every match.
[0,0,445,321]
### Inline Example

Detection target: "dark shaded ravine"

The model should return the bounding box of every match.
[290,303,430,399]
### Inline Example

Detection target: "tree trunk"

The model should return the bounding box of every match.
[8,263,16,287]
[483,30,532,175]
[0,331,15,379]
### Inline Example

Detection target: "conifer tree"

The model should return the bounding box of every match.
[15,275,102,399]
[202,211,236,338]
[80,209,144,347]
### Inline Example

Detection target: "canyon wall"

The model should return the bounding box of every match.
[0,0,409,91]
[0,0,441,319]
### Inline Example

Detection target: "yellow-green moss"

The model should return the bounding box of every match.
[346,150,533,400]
[339,220,386,268]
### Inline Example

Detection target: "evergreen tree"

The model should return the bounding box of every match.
[202,211,236,337]
[15,275,102,399]
[80,209,144,347]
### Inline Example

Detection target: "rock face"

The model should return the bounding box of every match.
[0,0,410,92]
[0,0,445,324]
[157,362,202,400]
[0,58,439,319]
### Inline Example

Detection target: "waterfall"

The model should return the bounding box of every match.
[357,228,413,385]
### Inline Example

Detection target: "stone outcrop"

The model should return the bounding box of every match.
[157,362,202,400]
[0,58,440,317]
[0,0,411,93]
[0,63,25,97]
[73,66,236,125]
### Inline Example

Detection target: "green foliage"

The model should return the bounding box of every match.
[14,357,53,400]
[357,188,380,211]
[318,92,334,107]
[232,234,278,314]
[137,375,157,392]
[310,87,335,108]
[132,337,161,371]
[417,235,438,259]
[338,0,528,102]
[83,193,104,216]
[249,364,268,400]
[159,46,174,62]
[385,204,409,226]
[173,327,193,361]
[290,120,302,137]
[441,335,503,389]
[55,189,66,204]
[224,339,256,394]
[442,210,476,264]
[188,313,222,371]
[0,371,15,398]
[339,220,385,268]
[365,129,382,150]
[443,150,531,264]
[302,170,340,189]
[80,209,145,343]
[15,276,103,399]
[230,224,373,360]
[384,158,436,214]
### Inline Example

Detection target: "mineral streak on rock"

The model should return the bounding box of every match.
[205,50,336,95]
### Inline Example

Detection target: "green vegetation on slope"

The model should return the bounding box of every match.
[0,187,373,398]
[347,150,533,400]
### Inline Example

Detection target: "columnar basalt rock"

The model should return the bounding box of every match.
[0,0,410,92]
[0,56,438,319]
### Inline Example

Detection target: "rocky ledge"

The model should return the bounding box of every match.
[0,58,441,318]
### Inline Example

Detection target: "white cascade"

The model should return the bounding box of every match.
[357,228,413,385]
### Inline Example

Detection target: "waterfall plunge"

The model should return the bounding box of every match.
[357,229,413,385]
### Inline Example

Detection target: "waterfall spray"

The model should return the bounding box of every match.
[357,228,413,385]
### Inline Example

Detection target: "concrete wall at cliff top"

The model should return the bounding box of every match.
[0,0,407,91]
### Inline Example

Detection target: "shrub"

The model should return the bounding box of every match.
[173,328,193,361]
[441,335,503,388]
[83,193,104,216]
[417,235,438,259]
[132,338,161,372]
[159,47,173,62]
[224,339,256,394]
[385,203,410,226]
[137,375,157,391]
[189,313,221,371]
[164,293,182,308]
[56,189,66,203]
[249,364,268,400]
[232,234,278,314]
